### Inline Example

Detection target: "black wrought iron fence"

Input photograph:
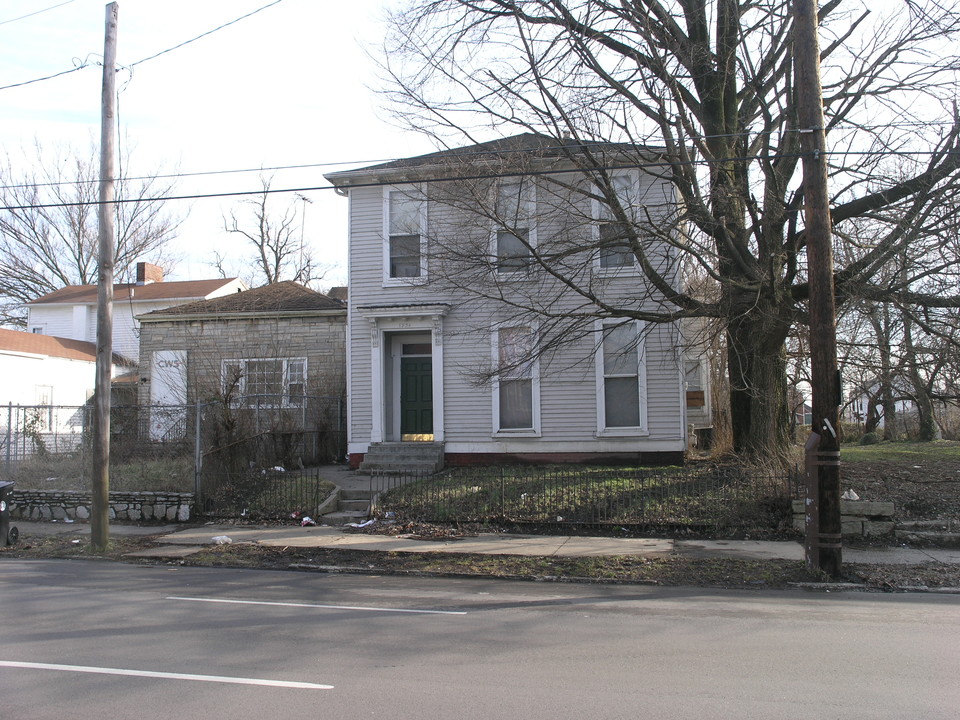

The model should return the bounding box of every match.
[371,465,798,533]
[198,466,328,519]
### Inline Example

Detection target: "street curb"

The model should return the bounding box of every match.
[285,562,957,592]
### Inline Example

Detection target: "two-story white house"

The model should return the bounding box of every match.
[25,263,247,363]
[325,133,708,469]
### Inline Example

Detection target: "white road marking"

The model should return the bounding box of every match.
[0,661,332,689]
[167,595,467,615]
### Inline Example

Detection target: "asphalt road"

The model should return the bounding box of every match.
[1,560,958,719]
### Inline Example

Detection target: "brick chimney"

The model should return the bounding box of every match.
[136,262,163,285]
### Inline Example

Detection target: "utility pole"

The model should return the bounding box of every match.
[794,0,842,576]
[91,1,118,552]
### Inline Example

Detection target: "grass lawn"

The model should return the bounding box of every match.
[841,439,960,464]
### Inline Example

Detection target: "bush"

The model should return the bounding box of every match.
[859,432,880,446]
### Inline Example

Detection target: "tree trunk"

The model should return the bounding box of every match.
[726,311,791,462]
[867,304,898,440]
[902,307,940,441]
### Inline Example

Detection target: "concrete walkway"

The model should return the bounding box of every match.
[11,518,960,565]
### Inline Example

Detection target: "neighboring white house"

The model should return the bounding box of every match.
[25,263,247,363]
[0,328,133,408]
[325,133,708,469]
[0,328,134,458]
[845,381,915,427]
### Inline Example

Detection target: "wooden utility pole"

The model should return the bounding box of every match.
[794,0,842,575]
[91,1,118,552]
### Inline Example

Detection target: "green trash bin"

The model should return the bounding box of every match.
[0,480,18,546]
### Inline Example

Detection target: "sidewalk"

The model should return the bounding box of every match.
[11,518,960,565]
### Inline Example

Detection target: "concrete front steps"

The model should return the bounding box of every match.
[322,488,374,526]
[895,519,960,546]
[359,442,445,474]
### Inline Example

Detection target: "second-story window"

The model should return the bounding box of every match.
[597,174,637,270]
[387,189,424,279]
[494,179,534,275]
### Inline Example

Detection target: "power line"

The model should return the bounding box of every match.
[0,157,403,192]
[129,0,286,67]
[0,0,77,26]
[0,0,286,93]
[1,130,958,194]
[0,58,93,92]
[0,152,868,212]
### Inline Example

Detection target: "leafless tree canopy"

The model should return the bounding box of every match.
[0,141,183,326]
[381,0,960,457]
[218,176,323,288]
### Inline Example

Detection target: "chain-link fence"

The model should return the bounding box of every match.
[1,397,345,516]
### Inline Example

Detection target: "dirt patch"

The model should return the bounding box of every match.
[842,445,960,522]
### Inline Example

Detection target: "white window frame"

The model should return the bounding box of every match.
[592,172,641,274]
[491,179,537,278]
[491,324,541,437]
[221,357,308,408]
[595,320,648,436]
[383,185,427,286]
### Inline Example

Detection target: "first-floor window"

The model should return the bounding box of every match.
[222,357,307,407]
[599,321,645,430]
[495,326,538,432]
[685,358,706,408]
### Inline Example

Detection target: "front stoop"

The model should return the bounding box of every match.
[322,488,375,526]
[359,442,445,474]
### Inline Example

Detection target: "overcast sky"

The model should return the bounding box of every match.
[1,0,438,287]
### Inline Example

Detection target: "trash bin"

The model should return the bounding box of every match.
[0,480,19,546]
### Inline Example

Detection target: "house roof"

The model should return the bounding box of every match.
[140,281,345,319]
[28,278,243,306]
[324,132,664,185]
[0,327,132,365]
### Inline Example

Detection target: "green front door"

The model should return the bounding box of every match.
[400,357,433,440]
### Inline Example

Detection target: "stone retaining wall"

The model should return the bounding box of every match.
[8,490,193,523]
[792,499,895,537]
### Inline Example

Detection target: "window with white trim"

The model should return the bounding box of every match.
[386,188,425,280]
[222,357,307,407]
[596,174,638,269]
[685,358,706,408]
[597,321,646,432]
[493,326,540,433]
[493,180,535,275]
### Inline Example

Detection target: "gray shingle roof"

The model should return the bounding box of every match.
[325,132,663,185]
[141,281,345,318]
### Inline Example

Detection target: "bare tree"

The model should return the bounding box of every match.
[219,176,322,287]
[0,141,183,326]
[380,0,960,461]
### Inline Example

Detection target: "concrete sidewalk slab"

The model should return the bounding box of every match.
[11,518,960,566]
[14,521,180,537]
[844,546,960,565]
[550,537,674,558]
[676,539,805,561]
